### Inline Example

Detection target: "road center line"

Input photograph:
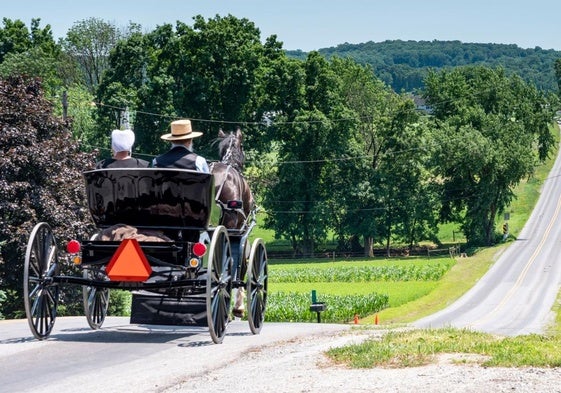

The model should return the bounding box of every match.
[468,192,561,329]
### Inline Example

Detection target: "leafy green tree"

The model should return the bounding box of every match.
[244,38,305,204]
[94,27,155,157]
[0,47,59,92]
[97,15,278,159]
[263,52,351,255]
[328,58,437,256]
[0,18,74,95]
[554,58,561,96]
[57,85,98,151]
[63,18,135,93]
[374,115,438,253]
[0,76,97,318]
[0,18,33,62]
[424,66,557,245]
[0,18,59,59]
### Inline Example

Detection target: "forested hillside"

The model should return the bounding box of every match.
[287,40,561,92]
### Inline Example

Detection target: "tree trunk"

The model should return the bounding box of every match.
[385,236,391,258]
[485,199,498,245]
[364,236,373,257]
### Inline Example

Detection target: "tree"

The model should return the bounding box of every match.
[554,58,561,96]
[0,76,96,318]
[329,58,437,256]
[0,17,60,61]
[94,26,157,157]
[0,18,73,95]
[0,46,60,94]
[424,66,557,245]
[313,40,561,93]
[263,52,350,256]
[96,15,277,160]
[56,85,98,151]
[0,18,33,62]
[63,18,133,93]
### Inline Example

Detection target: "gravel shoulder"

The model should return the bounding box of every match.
[163,326,561,393]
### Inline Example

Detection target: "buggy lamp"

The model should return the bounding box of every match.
[188,258,200,268]
[192,242,207,257]
[66,240,81,254]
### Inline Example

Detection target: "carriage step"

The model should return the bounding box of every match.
[130,293,208,326]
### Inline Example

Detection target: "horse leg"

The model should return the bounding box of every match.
[233,287,244,318]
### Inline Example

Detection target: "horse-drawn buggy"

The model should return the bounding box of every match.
[23,132,267,344]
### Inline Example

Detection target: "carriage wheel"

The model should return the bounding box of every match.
[83,268,110,329]
[206,226,233,344]
[246,238,268,335]
[23,223,60,340]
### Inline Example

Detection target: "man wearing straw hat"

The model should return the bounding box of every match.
[152,119,210,173]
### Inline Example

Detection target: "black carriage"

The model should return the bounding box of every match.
[23,168,268,344]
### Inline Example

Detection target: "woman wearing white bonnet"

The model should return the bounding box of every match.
[96,129,149,169]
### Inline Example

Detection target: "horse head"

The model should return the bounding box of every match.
[218,127,245,173]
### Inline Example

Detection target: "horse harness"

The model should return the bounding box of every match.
[210,162,249,227]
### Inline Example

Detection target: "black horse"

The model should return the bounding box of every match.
[210,128,255,230]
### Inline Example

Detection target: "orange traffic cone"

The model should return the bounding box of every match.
[354,314,359,324]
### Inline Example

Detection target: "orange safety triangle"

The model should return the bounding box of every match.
[106,239,152,282]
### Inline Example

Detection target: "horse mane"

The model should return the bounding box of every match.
[216,128,245,173]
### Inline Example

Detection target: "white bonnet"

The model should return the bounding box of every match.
[111,129,135,153]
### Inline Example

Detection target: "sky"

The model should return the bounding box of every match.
[3,0,561,52]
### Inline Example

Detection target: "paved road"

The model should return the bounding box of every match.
[415,127,561,336]
[0,317,351,393]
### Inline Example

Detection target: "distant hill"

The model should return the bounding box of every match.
[286,40,561,93]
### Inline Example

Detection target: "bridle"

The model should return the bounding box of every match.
[220,134,244,172]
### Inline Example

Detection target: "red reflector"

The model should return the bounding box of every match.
[66,240,81,254]
[105,239,152,282]
[192,242,207,257]
[227,200,243,209]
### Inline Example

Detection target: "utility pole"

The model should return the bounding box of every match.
[120,107,130,129]
[62,91,68,120]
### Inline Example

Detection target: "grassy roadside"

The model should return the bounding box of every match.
[327,327,561,368]
[327,123,561,368]
[376,246,501,325]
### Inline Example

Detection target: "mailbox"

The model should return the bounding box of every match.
[310,302,327,323]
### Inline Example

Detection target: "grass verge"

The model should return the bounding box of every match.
[327,328,561,368]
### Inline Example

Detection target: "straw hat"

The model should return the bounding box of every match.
[161,119,203,141]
